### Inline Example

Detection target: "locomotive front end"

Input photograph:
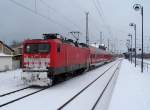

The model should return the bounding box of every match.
[22,40,52,86]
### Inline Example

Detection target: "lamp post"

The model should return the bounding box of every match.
[129,23,137,67]
[128,34,132,63]
[133,4,144,72]
[126,39,131,61]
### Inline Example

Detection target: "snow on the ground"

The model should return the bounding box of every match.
[0,60,120,110]
[0,53,13,57]
[1,59,149,110]
[108,59,150,110]
[62,61,120,110]
[94,62,121,110]
[0,69,26,94]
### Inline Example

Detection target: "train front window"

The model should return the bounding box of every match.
[25,44,50,53]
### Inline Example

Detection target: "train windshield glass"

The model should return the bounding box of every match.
[25,43,50,53]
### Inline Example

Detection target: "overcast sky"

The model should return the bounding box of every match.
[0,0,149,53]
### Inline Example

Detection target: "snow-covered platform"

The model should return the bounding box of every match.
[108,59,150,110]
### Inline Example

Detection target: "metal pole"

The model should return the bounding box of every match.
[108,39,109,51]
[86,12,89,46]
[127,39,131,61]
[100,32,102,44]
[135,25,137,67]
[131,35,132,63]
[141,7,144,72]
[35,0,37,13]
[147,63,148,72]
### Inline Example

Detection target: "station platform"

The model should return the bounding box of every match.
[108,59,150,110]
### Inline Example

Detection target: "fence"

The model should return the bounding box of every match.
[133,59,150,72]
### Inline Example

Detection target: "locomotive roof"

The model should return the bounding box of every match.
[24,37,89,48]
[23,34,110,52]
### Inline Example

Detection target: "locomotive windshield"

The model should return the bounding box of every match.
[25,43,50,53]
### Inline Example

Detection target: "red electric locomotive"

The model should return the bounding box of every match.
[22,33,112,86]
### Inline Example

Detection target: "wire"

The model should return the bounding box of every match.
[96,0,104,16]
[39,0,82,31]
[71,0,101,36]
[92,0,113,38]
[8,0,72,31]
[93,0,103,18]
[96,0,113,37]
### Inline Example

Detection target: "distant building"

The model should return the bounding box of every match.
[0,41,14,71]
[0,41,14,55]
[11,43,23,55]
[0,53,13,71]
[11,43,23,69]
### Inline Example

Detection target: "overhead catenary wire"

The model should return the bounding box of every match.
[8,0,115,43]
[72,1,105,42]
[71,0,102,37]
[39,0,82,31]
[93,0,103,18]
[72,0,111,41]
[95,0,104,16]
[8,0,72,32]
[95,0,113,36]
[96,0,113,37]
[35,0,37,13]
[92,0,113,38]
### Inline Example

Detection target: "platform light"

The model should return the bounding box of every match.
[133,3,144,72]
[129,22,137,67]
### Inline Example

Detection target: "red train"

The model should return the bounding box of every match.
[22,33,113,86]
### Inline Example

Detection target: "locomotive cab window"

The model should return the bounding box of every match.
[25,43,50,53]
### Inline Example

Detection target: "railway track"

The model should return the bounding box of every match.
[57,59,122,110]
[0,59,121,109]
[91,61,121,110]
[0,86,31,97]
[0,86,49,108]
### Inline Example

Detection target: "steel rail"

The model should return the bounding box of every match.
[0,87,49,108]
[91,60,122,110]
[0,86,31,97]
[57,60,121,110]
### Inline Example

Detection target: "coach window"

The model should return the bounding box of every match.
[57,44,61,53]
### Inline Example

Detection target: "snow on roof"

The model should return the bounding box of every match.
[90,43,106,48]
[0,53,13,57]
[90,44,99,48]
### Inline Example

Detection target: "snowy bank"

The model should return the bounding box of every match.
[108,59,150,110]
[0,69,25,94]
